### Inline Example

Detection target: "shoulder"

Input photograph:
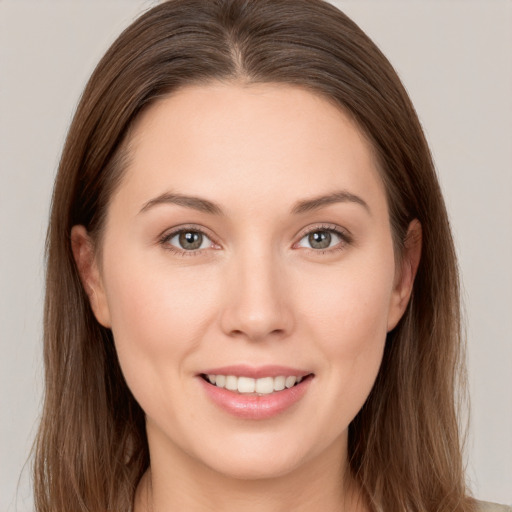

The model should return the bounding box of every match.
[476,501,512,512]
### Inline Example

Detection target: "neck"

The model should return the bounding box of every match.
[134,432,368,512]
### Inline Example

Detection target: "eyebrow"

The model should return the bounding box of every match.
[291,190,371,215]
[139,192,223,215]
[139,189,370,216]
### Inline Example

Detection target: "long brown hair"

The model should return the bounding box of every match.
[34,1,475,510]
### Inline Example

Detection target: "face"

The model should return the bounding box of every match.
[74,83,416,482]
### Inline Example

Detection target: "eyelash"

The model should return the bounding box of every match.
[158,223,352,256]
[294,224,353,255]
[159,224,218,257]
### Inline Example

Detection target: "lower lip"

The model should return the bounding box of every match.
[199,376,312,420]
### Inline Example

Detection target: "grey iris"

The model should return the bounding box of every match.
[309,231,331,249]
[179,231,203,250]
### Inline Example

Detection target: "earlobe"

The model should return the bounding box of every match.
[387,219,422,331]
[70,225,112,328]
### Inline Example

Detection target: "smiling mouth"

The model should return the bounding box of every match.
[200,374,313,395]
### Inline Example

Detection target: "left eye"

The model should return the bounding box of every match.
[296,229,343,250]
[166,230,213,251]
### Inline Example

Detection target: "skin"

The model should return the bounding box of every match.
[72,83,421,512]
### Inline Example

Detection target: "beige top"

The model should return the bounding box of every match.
[478,502,512,512]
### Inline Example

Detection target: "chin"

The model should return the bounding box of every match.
[189,430,327,482]
[204,453,303,481]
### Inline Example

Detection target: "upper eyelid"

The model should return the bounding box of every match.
[295,223,351,240]
[160,224,216,241]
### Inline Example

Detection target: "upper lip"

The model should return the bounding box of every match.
[199,365,312,379]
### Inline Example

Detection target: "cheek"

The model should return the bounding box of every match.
[106,248,218,330]
[302,257,395,346]
[296,252,395,406]
[101,251,220,398]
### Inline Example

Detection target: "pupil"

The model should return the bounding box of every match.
[309,231,331,249]
[179,231,202,250]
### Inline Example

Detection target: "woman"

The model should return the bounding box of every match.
[33,0,510,511]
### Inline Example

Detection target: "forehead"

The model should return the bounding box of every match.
[112,82,387,219]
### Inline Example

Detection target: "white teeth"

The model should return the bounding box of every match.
[255,377,274,394]
[206,374,306,394]
[274,375,286,391]
[237,376,255,393]
[225,375,238,391]
[285,376,297,388]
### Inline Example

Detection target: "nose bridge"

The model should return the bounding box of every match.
[220,241,293,342]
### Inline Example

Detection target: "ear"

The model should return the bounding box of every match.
[387,219,422,331]
[70,225,112,328]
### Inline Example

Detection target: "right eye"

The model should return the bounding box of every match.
[161,229,214,252]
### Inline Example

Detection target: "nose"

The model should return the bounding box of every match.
[219,247,294,343]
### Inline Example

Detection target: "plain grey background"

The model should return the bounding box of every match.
[1,1,511,510]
